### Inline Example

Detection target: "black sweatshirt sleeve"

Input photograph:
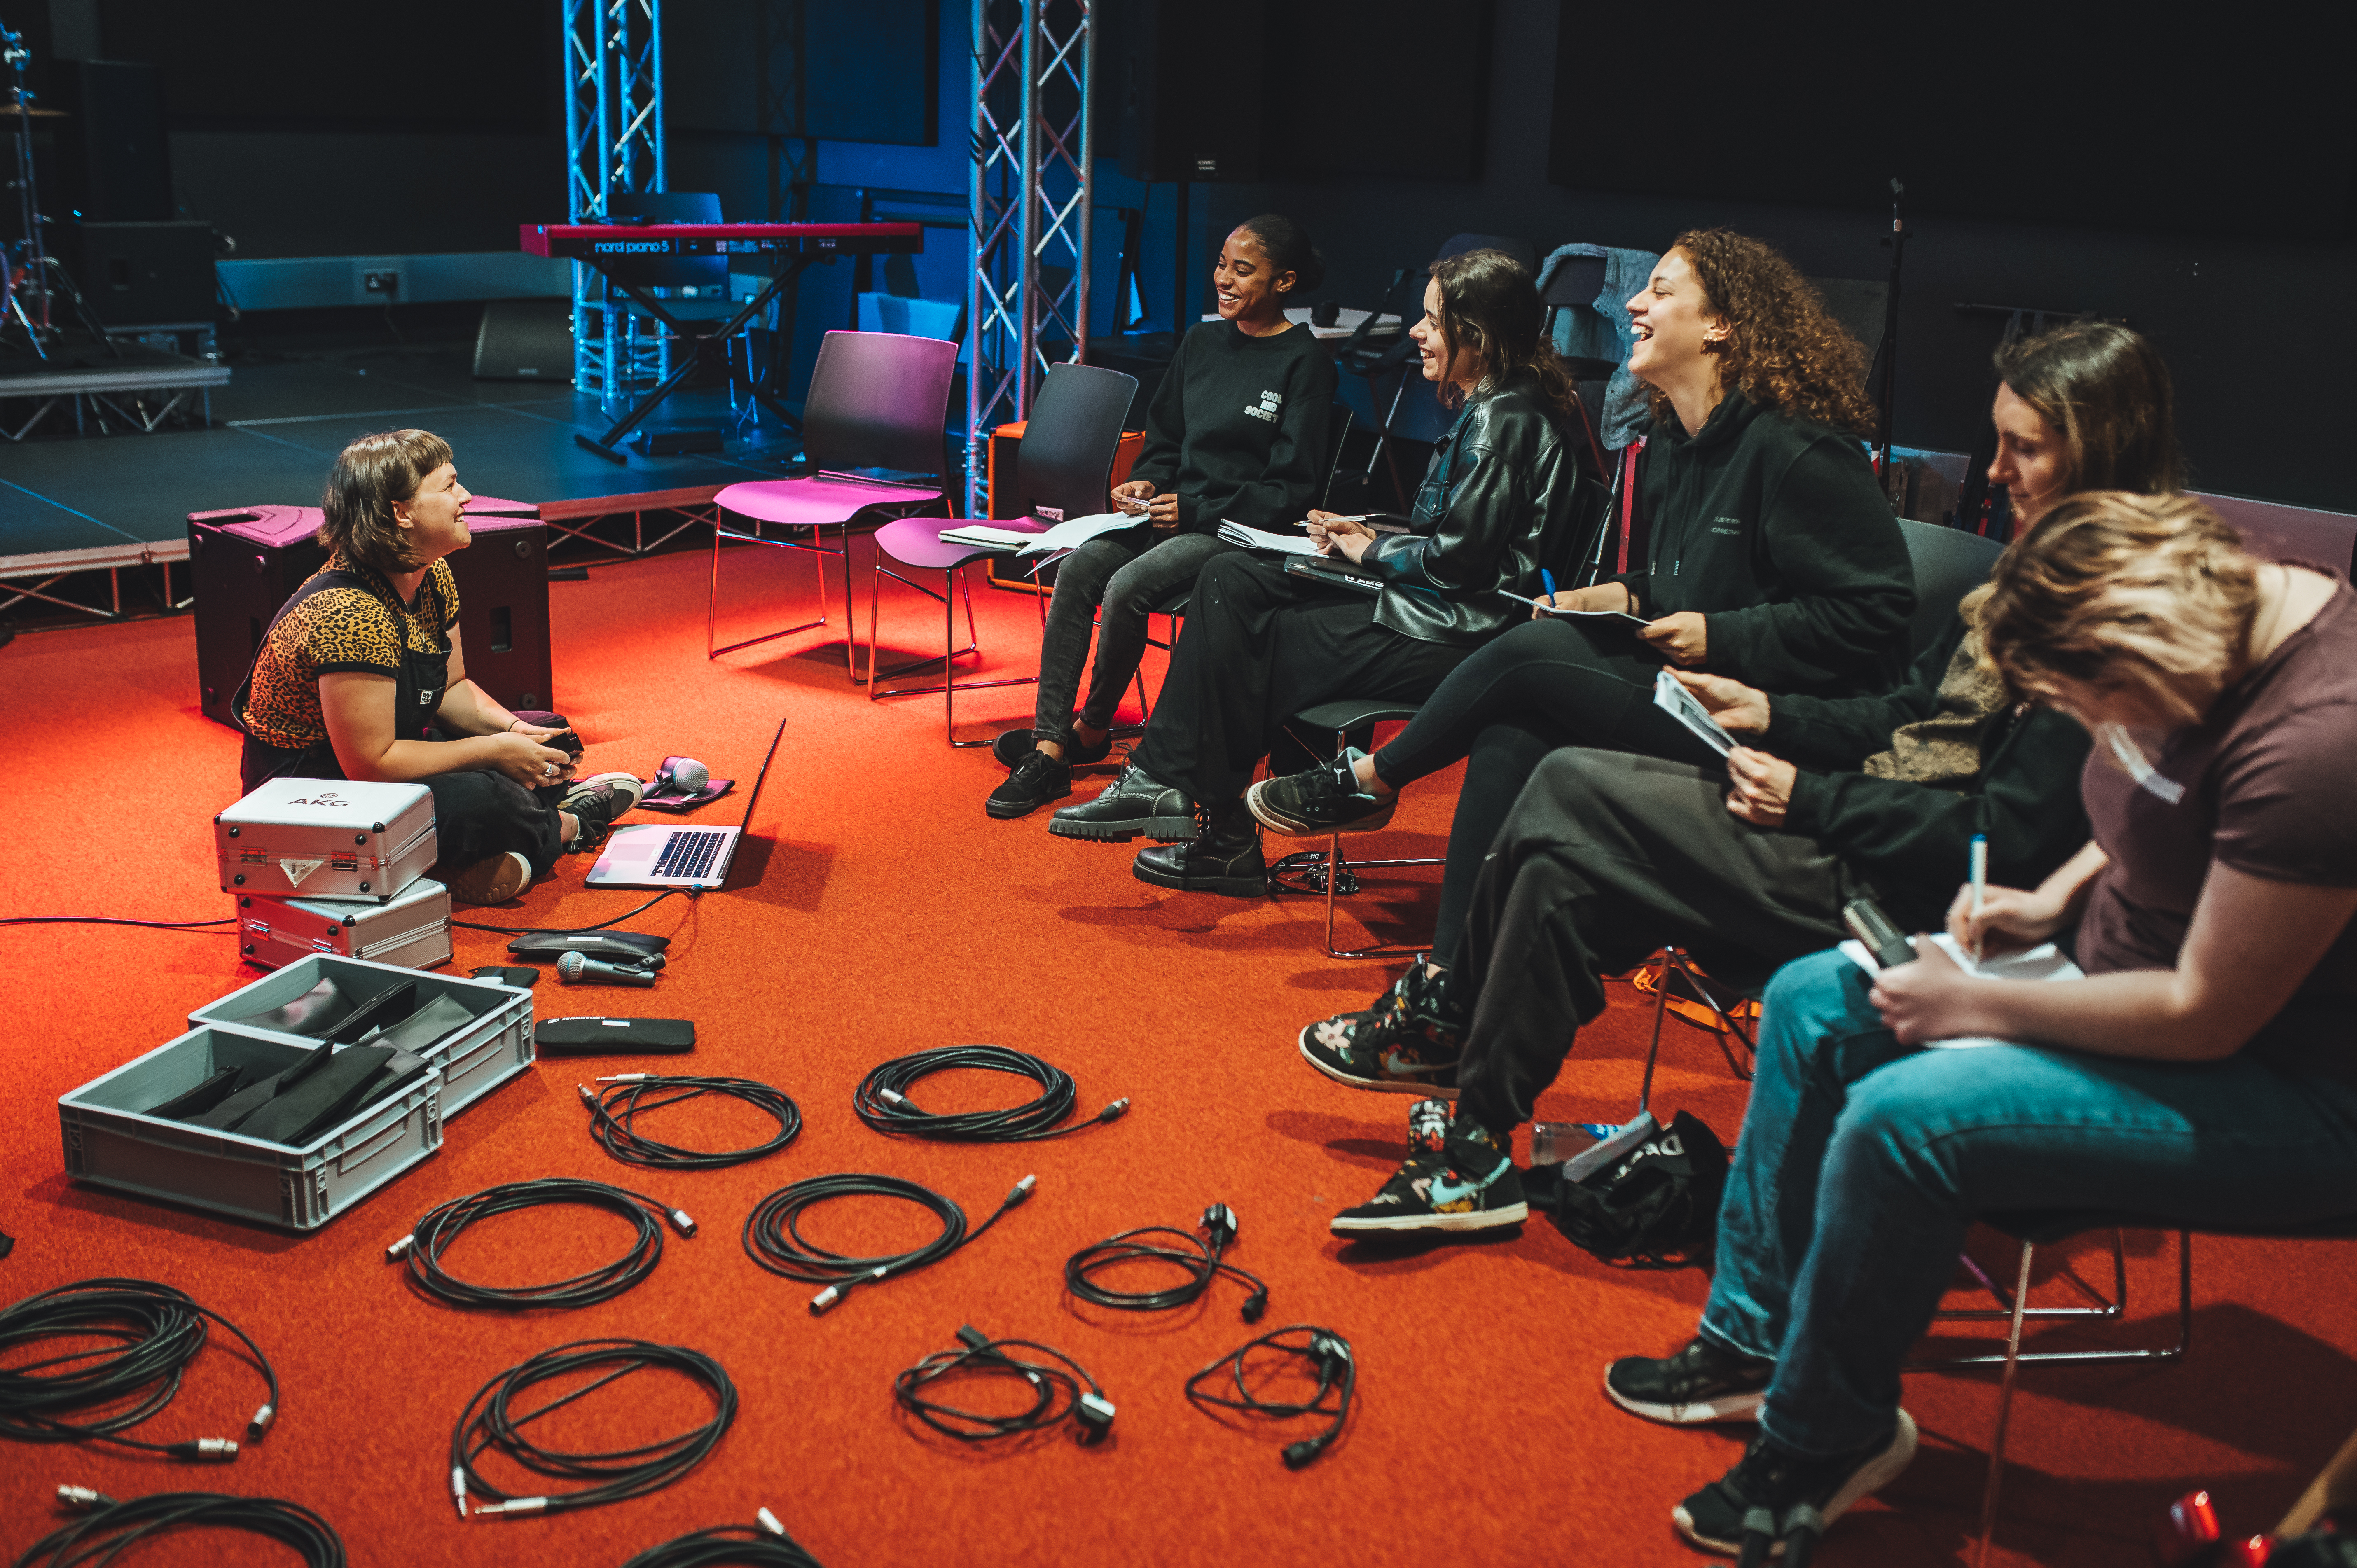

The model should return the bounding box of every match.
[1781,707,2093,930]
[1216,350,1338,532]
[1700,439,1915,691]
[1761,618,1960,773]
[1125,333,1188,495]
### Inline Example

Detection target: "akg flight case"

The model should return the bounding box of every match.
[236,877,452,971]
[215,778,436,903]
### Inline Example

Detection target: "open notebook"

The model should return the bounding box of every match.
[1837,931,2084,1049]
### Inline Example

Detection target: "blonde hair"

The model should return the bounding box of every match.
[319,428,454,574]
[1977,491,2259,724]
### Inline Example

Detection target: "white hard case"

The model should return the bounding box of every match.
[236,877,453,971]
[215,778,436,903]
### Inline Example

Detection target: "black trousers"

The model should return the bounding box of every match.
[240,724,570,877]
[1131,554,1472,802]
[1450,749,1861,1136]
[1363,617,1725,965]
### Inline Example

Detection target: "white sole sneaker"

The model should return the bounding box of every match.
[563,771,645,811]
[1672,1408,1919,1556]
[1602,1370,1765,1425]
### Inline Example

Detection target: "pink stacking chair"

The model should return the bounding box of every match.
[708,330,959,675]
[865,361,1136,745]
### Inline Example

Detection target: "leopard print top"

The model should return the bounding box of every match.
[239,550,461,749]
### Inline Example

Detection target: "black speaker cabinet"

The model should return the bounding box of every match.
[189,502,552,730]
[472,298,575,382]
[46,60,173,223]
[54,220,217,328]
[1101,0,1266,183]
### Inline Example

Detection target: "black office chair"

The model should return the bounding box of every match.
[1952,1209,2357,1568]
[865,362,1138,745]
[1896,517,2006,658]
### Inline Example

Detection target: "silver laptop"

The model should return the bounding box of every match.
[584,716,786,890]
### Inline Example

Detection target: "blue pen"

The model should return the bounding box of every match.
[1541,568,1557,603]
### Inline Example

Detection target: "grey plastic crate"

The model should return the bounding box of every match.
[59,1023,444,1230]
[189,954,534,1117]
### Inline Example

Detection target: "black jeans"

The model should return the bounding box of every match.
[1450,749,1859,1136]
[1035,529,1235,735]
[1131,554,1473,802]
[240,726,570,877]
[1363,617,1724,965]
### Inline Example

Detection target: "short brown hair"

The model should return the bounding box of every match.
[319,428,452,574]
[1978,491,2259,724]
[1648,229,1878,437]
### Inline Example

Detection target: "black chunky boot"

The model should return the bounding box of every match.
[1131,799,1266,896]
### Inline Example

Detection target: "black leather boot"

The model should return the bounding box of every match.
[1046,763,1197,842]
[1132,799,1266,897]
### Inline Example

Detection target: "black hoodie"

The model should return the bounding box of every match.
[1125,320,1338,535]
[1611,390,1914,696]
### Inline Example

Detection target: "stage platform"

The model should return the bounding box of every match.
[0,340,813,622]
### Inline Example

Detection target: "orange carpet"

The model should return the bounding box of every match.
[4,536,2354,1567]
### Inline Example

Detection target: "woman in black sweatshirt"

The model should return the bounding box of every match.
[1246,231,1912,960]
[986,215,1337,820]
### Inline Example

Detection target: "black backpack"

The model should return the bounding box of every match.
[1540,1110,1729,1268]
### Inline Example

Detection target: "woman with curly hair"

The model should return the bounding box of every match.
[1250,232,1911,1068]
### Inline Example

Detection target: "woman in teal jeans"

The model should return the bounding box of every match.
[1603,491,2357,1558]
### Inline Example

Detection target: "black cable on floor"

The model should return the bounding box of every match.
[450,1339,737,1519]
[852,1045,1127,1143]
[451,888,687,936]
[617,1514,825,1568]
[1184,1325,1356,1470]
[893,1326,1113,1444]
[389,1179,695,1311]
[0,917,234,931]
[1066,1205,1267,1321]
[0,1279,280,1459]
[580,1075,801,1170]
[743,1172,1035,1316]
[19,1490,345,1568]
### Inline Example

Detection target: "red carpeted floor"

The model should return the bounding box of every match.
[4,537,2355,1567]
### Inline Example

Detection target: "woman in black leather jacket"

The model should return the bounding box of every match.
[1046,249,1590,895]
[1247,230,1915,1055]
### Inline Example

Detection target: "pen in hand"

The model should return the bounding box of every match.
[1968,832,1988,965]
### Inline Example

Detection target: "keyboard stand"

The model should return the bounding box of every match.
[573,256,820,465]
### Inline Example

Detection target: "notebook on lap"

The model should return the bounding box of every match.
[584,716,786,891]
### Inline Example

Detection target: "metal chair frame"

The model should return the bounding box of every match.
[709,486,946,677]
[1263,702,1440,959]
[863,541,1047,747]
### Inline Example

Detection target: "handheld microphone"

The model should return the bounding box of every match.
[669,758,710,793]
[557,951,657,988]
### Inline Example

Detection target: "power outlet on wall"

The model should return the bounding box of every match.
[363,271,399,294]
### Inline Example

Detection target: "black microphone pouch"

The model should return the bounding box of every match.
[144,1065,250,1122]
[535,1017,696,1055]
[508,931,670,961]
[228,976,356,1038]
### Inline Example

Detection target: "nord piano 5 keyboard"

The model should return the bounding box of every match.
[519,221,926,460]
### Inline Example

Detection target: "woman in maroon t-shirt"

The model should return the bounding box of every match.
[1593,492,2357,1559]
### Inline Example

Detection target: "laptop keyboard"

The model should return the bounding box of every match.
[652,830,726,880]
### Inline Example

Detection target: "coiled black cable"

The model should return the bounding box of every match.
[893,1327,1113,1444]
[617,1516,825,1568]
[1184,1324,1356,1469]
[1066,1204,1267,1320]
[389,1179,696,1310]
[578,1074,802,1170]
[19,1490,344,1567]
[450,1339,737,1519]
[0,1279,280,1458]
[743,1172,1036,1315]
[852,1045,1127,1142]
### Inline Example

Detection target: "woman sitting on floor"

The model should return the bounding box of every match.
[236,429,639,905]
[1259,230,1919,1060]
[985,214,1338,820]
[1606,491,2357,1558]
[1044,247,1590,893]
